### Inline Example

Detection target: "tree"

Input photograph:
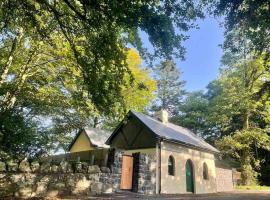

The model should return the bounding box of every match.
[203,0,270,101]
[210,57,270,185]
[205,0,270,54]
[0,0,203,114]
[94,49,157,129]
[218,128,270,185]
[0,34,96,158]
[122,49,157,112]
[0,45,156,158]
[0,110,48,160]
[170,91,210,137]
[152,60,185,115]
[1,0,202,158]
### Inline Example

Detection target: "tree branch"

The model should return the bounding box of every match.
[0,28,23,85]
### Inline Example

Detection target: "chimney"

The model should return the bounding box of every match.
[155,110,169,124]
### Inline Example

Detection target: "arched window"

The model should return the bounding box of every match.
[203,162,209,180]
[168,155,175,176]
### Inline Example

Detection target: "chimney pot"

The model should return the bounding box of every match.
[155,110,169,124]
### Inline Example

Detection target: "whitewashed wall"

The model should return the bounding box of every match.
[160,141,217,194]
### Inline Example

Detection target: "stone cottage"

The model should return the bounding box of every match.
[106,110,222,194]
[68,110,233,194]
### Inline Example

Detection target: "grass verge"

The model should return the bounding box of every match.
[236,185,270,191]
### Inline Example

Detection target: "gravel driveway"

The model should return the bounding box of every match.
[56,191,270,200]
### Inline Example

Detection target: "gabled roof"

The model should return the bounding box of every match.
[106,110,219,153]
[69,127,110,150]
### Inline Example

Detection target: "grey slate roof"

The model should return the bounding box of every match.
[69,127,110,150]
[84,128,110,148]
[120,111,219,153]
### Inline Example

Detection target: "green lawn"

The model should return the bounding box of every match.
[236,185,270,191]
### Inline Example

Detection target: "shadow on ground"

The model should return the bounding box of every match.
[62,191,270,200]
[4,191,270,200]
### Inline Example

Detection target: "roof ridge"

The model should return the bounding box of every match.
[84,127,110,132]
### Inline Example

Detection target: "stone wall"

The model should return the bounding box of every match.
[132,153,156,194]
[216,167,233,192]
[0,151,123,198]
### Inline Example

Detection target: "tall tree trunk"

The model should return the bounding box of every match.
[241,151,255,185]
[241,110,254,185]
[243,111,250,130]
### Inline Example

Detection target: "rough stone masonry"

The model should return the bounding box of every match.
[132,152,156,194]
[0,150,123,198]
[0,151,157,198]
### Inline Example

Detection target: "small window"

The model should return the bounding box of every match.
[203,162,209,180]
[168,155,175,176]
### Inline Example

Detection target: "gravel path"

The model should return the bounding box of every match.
[55,191,270,200]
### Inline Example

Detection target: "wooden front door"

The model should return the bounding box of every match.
[186,159,194,193]
[120,155,133,190]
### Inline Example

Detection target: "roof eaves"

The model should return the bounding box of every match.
[161,137,219,154]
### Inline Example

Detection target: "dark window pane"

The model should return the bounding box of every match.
[203,163,209,180]
[168,156,175,176]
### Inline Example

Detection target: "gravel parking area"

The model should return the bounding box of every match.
[6,191,270,200]
[53,191,270,200]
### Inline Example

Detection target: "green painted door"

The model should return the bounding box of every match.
[186,160,194,193]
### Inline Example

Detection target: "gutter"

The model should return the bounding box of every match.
[156,138,162,194]
[161,137,219,154]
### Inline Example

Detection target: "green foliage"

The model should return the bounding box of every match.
[122,49,157,112]
[203,0,270,102]
[207,57,270,134]
[152,60,185,115]
[0,110,51,159]
[217,128,270,185]
[170,91,210,137]
[0,0,202,158]
[204,0,270,54]
[171,54,270,184]
[0,43,156,158]
[0,33,98,157]
[98,49,157,129]
[210,56,270,185]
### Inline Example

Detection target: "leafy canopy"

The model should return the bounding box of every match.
[1,0,203,113]
[170,91,211,138]
[1,0,203,158]
[204,0,270,54]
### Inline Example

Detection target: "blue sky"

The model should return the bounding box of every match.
[141,16,224,92]
[177,17,224,92]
